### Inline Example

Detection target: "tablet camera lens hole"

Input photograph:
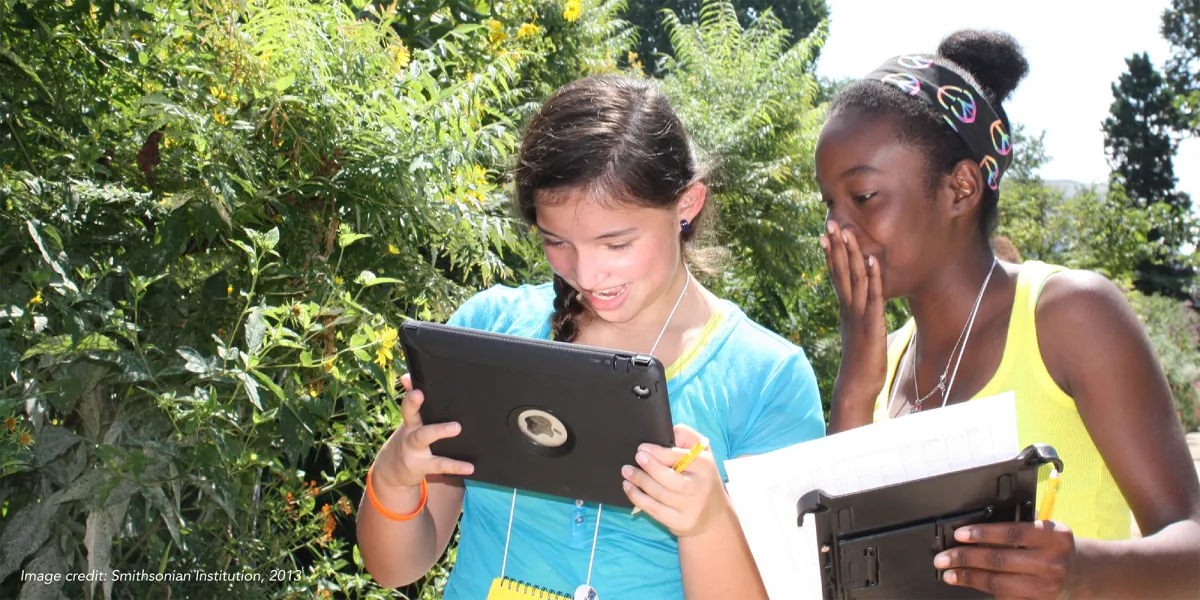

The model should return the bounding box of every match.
[632,384,651,398]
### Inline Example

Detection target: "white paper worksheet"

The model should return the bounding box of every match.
[724,392,1019,600]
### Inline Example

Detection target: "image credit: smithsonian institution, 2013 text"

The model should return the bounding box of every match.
[19,568,304,585]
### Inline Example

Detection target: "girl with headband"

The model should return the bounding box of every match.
[820,30,1200,599]
[358,75,825,599]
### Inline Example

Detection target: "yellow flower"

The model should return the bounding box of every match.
[226,285,233,296]
[17,431,32,447]
[390,42,410,73]
[627,50,644,73]
[333,276,344,286]
[323,358,335,373]
[387,244,400,255]
[4,417,16,432]
[28,291,42,305]
[374,325,397,369]
[517,22,541,39]
[488,19,507,45]
[563,0,581,22]
[212,111,228,125]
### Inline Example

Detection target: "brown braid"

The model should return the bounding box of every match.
[550,274,586,342]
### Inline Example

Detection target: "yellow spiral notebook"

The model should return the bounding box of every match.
[487,577,573,600]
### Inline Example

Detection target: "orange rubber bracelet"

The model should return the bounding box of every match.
[366,467,427,522]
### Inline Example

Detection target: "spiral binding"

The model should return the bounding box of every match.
[488,576,572,599]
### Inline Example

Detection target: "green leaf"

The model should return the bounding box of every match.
[32,426,82,468]
[363,277,403,288]
[138,51,149,65]
[17,539,67,600]
[84,488,133,600]
[263,226,280,250]
[274,74,295,92]
[337,224,372,248]
[250,369,286,401]
[246,309,267,355]
[76,333,119,352]
[0,490,64,583]
[59,469,107,503]
[177,347,215,375]
[25,221,78,294]
[144,486,183,548]
[237,372,262,410]
[21,335,72,360]
[299,349,313,368]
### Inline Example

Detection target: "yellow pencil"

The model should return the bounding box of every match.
[1037,469,1060,521]
[631,441,707,515]
[671,441,707,473]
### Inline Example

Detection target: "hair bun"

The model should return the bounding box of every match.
[937,29,1029,105]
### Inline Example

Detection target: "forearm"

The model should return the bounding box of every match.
[1072,519,1200,599]
[678,501,768,599]
[357,478,462,588]
[828,379,877,434]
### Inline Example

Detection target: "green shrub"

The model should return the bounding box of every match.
[0,1,629,597]
[1126,292,1200,433]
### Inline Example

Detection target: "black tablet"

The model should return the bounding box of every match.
[398,320,675,508]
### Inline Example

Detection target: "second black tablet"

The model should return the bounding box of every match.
[398,320,675,508]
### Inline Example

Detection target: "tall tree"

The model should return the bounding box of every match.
[622,0,828,76]
[1102,53,1196,298]
[1162,0,1200,132]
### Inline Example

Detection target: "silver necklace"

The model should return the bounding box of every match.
[891,257,998,414]
[648,267,691,356]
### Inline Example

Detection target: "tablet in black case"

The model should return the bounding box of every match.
[399,320,675,508]
[797,444,1063,600]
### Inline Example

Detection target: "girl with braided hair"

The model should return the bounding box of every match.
[358,75,824,599]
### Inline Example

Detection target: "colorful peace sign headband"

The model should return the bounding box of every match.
[867,54,1014,190]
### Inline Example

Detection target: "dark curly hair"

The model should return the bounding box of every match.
[514,75,708,343]
[830,30,1030,235]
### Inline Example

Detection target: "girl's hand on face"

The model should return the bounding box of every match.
[934,520,1078,600]
[821,220,888,405]
[371,373,476,491]
[621,424,731,538]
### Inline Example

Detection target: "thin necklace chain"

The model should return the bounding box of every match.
[891,257,999,415]
[649,267,691,356]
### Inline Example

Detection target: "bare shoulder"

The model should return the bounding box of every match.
[1035,268,1139,330]
[1033,268,1150,396]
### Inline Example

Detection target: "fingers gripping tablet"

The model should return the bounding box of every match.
[398,320,674,507]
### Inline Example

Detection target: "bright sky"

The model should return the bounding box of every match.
[816,0,1199,202]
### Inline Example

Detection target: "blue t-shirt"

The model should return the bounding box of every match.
[441,283,824,599]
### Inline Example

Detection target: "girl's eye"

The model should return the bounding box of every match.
[542,239,567,248]
[853,192,877,204]
[607,242,632,251]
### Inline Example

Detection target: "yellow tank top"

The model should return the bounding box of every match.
[872,261,1131,540]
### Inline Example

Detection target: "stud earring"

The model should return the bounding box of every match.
[680,219,691,234]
